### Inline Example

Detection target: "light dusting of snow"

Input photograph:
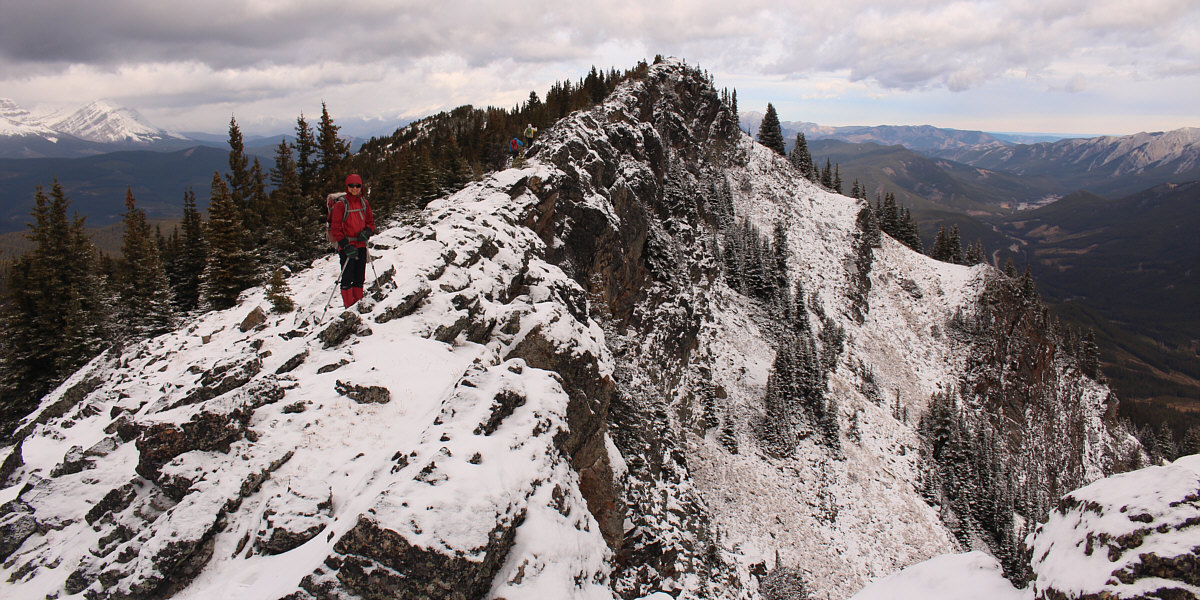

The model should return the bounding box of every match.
[1,162,618,599]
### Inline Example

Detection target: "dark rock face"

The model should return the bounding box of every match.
[319,311,364,348]
[520,61,743,592]
[317,512,524,600]
[176,356,263,408]
[333,380,391,404]
[9,373,106,443]
[134,408,250,480]
[256,482,332,555]
[0,500,37,562]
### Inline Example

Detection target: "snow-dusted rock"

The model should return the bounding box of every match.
[1028,455,1200,600]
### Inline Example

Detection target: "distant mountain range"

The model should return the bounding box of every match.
[0,98,196,158]
[0,98,391,160]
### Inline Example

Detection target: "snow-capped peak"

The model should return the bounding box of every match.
[0,97,60,140]
[51,100,184,144]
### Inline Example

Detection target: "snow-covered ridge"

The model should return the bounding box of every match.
[0,98,60,140]
[0,165,622,598]
[0,59,1140,600]
[52,100,185,144]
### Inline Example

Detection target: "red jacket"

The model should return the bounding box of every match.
[330,186,375,249]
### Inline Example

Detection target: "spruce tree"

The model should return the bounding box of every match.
[267,138,321,268]
[757,103,786,156]
[266,268,295,313]
[788,132,815,180]
[245,157,269,240]
[295,113,319,199]
[763,334,801,457]
[226,116,253,213]
[731,90,739,128]
[170,188,207,311]
[317,102,350,192]
[200,173,257,310]
[965,239,986,265]
[0,182,111,429]
[1181,426,1200,456]
[948,225,963,264]
[820,158,833,188]
[933,225,950,261]
[899,208,924,253]
[117,188,174,338]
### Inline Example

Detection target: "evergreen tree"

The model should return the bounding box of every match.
[719,410,739,454]
[1078,330,1102,380]
[246,157,269,240]
[788,132,816,181]
[117,188,174,338]
[1181,426,1200,457]
[771,221,790,306]
[833,164,842,194]
[295,113,319,199]
[757,103,786,156]
[790,280,811,334]
[820,158,833,188]
[267,138,322,268]
[760,563,812,600]
[266,268,295,313]
[226,116,253,213]
[0,182,111,429]
[170,188,207,311]
[200,173,257,310]
[317,102,350,192]
[948,225,963,264]
[965,239,986,265]
[898,208,923,253]
[1155,423,1179,462]
[763,334,802,457]
[933,225,950,261]
[730,90,739,128]
[1019,266,1039,301]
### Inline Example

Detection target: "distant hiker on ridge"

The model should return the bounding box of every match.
[523,123,537,145]
[509,136,525,161]
[328,174,376,308]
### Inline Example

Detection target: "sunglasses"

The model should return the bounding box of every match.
[347,184,362,188]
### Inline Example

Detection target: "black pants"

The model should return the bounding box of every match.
[339,246,367,289]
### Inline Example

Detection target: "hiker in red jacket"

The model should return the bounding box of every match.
[330,174,376,307]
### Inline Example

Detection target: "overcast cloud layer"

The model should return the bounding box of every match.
[1,0,1197,135]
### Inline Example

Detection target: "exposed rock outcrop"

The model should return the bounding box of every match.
[1028,456,1200,600]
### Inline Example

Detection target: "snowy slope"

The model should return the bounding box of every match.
[680,139,973,597]
[0,167,620,599]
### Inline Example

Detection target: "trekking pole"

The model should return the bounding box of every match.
[319,255,354,324]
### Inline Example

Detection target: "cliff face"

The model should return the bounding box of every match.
[0,60,1137,600]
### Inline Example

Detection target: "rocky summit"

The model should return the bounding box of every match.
[0,59,1157,599]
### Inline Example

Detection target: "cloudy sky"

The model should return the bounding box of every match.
[2,0,1197,137]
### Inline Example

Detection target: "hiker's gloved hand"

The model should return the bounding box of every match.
[355,227,373,243]
[338,240,352,260]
